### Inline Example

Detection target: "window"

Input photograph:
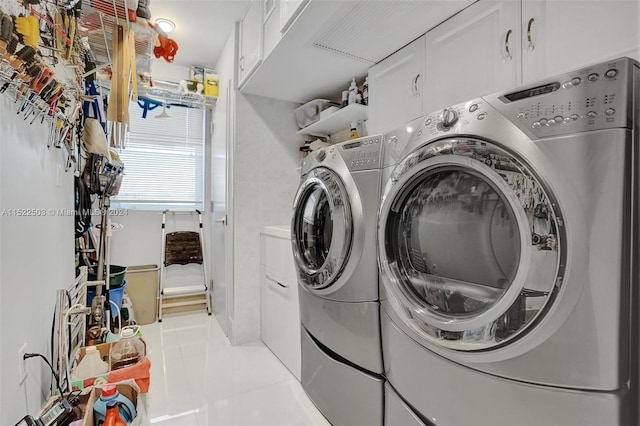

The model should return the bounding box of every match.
[112,102,205,211]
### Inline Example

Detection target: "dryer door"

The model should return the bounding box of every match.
[292,167,352,291]
[379,137,565,351]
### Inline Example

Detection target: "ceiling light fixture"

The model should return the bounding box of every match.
[155,18,175,33]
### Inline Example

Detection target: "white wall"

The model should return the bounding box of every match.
[231,92,302,344]
[0,96,75,423]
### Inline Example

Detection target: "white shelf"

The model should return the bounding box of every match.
[297,103,368,136]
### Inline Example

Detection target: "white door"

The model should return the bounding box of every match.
[521,0,640,83]
[368,35,426,134]
[238,0,263,87]
[424,0,521,113]
[212,81,233,336]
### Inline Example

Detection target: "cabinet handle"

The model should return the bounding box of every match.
[503,29,513,62]
[266,274,288,288]
[526,18,535,51]
[412,74,421,96]
[239,56,245,72]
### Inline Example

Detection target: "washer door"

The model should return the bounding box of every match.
[379,137,565,351]
[292,167,352,291]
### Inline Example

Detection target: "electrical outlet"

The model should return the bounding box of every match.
[18,343,27,385]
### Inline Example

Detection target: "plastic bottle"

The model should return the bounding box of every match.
[103,400,127,426]
[72,346,108,380]
[109,327,145,371]
[341,90,349,108]
[93,385,137,426]
[362,76,369,106]
[348,78,358,105]
[349,122,360,140]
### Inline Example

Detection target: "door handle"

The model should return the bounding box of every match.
[503,29,513,62]
[215,215,227,225]
[526,18,535,51]
[239,56,245,72]
[412,74,421,96]
[266,274,288,288]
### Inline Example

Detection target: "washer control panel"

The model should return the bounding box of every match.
[487,57,636,138]
[339,135,383,171]
[415,101,484,140]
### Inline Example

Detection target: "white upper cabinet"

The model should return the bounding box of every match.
[424,1,521,114]
[368,36,426,134]
[238,0,263,88]
[423,0,640,113]
[280,0,309,34]
[520,0,640,83]
[240,1,472,103]
[263,0,282,58]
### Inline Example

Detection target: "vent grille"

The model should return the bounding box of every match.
[311,1,432,64]
[310,43,376,64]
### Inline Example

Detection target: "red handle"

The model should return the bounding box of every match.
[32,68,54,93]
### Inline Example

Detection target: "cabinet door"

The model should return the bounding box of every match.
[368,35,426,134]
[424,1,521,113]
[521,0,640,83]
[280,0,309,34]
[239,0,263,87]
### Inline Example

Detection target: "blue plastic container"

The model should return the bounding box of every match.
[87,280,127,318]
[93,384,137,425]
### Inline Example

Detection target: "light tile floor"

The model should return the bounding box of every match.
[140,312,330,426]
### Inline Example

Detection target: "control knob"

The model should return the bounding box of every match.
[440,108,459,128]
[316,150,326,161]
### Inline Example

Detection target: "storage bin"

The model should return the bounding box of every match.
[294,99,336,129]
[88,265,128,287]
[87,281,128,318]
[123,265,159,325]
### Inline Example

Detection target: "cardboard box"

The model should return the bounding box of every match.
[72,339,150,393]
[38,392,92,425]
[82,380,144,426]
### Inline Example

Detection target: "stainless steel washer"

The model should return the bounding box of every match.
[378,57,640,425]
[292,135,385,426]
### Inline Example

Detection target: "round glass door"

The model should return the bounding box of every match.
[292,167,352,290]
[379,138,564,351]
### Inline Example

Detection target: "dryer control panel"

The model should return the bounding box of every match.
[339,135,383,171]
[485,57,637,139]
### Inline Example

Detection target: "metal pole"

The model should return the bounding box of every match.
[104,196,112,331]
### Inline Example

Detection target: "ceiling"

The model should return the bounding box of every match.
[149,0,252,70]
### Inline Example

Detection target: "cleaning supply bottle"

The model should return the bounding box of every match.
[362,76,369,106]
[110,327,145,370]
[93,384,137,426]
[72,346,108,381]
[349,122,360,140]
[103,400,128,426]
[348,78,358,105]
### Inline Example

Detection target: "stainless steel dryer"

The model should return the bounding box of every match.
[292,135,385,426]
[378,57,640,426]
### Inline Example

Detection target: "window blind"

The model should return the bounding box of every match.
[112,102,205,210]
